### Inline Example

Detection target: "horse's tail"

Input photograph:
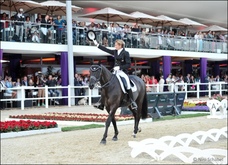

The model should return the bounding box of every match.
[141,91,148,119]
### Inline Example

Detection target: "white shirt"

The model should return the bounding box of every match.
[117,48,123,55]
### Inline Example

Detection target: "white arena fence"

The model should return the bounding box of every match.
[0,81,227,110]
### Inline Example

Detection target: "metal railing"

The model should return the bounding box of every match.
[0,20,227,53]
[0,81,227,110]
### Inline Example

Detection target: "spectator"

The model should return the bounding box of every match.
[27,78,35,98]
[1,12,10,41]
[15,78,21,87]
[24,16,32,42]
[158,75,165,92]
[36,72,46,107]
[151,76,158,92]
[14,8,25,42]
[46,75,60,105]
[0,76,7,110]
[74,73,82,105]
[54,15,65,44]
[5,76,17,98]
[166,73,172,91]
[40,14,50,43]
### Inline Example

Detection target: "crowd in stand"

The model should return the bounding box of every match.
[141,72,228,96]
[0,9,227,52]
[0,72,90,108]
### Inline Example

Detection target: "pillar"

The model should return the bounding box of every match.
[213,62,220,77]
[9,54,21,81]
[150,60,160,80]
[0,49,2,76]
[61,52,68,105]
[162,56,171,80]
[200,58,207,96]
[184,60,193,75]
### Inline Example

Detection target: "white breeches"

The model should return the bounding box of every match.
[114,70,130,90]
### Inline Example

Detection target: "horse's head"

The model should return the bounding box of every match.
[89,65,102,89]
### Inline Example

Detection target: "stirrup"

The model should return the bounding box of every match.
[131,101,138,110]
[93,103,104,110]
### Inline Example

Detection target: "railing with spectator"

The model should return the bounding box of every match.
[0,20,227,53]
[0,81,227,110]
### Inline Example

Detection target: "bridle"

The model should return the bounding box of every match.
[89,65,114,88]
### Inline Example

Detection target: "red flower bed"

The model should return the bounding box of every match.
[9,112,134,122]
[0,120,58,133]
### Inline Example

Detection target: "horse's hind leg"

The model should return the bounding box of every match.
[112,117,119,141]
[129,106,140,138]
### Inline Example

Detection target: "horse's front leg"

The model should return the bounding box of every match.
[100,106,116,145]
[112,116,118,141]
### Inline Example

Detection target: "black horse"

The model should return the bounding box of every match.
[89,64,148,144]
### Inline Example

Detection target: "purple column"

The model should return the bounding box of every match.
[200,58,207,96]
[162,56,171,80]
[0,49,2,76]
[61,52,69,105]
[213,62,220,77]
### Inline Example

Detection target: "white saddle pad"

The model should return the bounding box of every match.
[115,74,137,93]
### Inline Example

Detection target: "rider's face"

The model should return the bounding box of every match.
[115,43,121,50]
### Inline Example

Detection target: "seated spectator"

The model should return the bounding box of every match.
[5,76,17,98]
[28,78,35,98]
[46,75,59,105]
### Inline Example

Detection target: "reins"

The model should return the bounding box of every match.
[100,74,115,88]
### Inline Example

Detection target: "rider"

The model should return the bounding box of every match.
[93,39,138,110]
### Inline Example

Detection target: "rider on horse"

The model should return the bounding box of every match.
[93,39,138,111]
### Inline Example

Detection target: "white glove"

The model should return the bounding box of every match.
[93,39,98,46]
[113,66,120,71]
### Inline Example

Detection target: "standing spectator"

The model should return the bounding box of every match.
[40,14,50,43]
[158,75,165,92]
[36,72,46,107]
[74,73,82,105]
[14,8,25,42]
[46,75,60,105]
[1,12,10,41]
[0,76,7,110]
[54,15,65,44]
[178,75,185,91]
[24,16,32,42]
[151,76,158,92]
[166,74,172,91]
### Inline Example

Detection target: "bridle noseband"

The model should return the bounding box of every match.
[90,65,114,88]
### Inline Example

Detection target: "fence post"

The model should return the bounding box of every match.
[185,83,187,99]
[208,83,211,98]
[219,82,222,95]
[88,87,92,106]
[197,83,200,99]
[21,86,25,110]
[45,86,48,109]
[68,85,71,107]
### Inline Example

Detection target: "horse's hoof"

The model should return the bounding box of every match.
[132,134,136,138]
[100,140,106,145]
[112,137,118,141]
[138,127,142,132]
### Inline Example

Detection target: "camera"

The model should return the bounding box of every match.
[35,71,43,77]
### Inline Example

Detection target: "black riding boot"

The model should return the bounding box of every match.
[93,97,104,110]
[127,89,138,110]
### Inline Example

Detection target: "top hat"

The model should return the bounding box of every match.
[86,30,97,41]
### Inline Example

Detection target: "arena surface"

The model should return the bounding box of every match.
[1,106,227,164]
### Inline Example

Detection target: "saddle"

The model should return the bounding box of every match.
[115,74,137,93]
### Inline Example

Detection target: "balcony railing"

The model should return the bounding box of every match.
[0,81,227,110]
[0,20,227,54]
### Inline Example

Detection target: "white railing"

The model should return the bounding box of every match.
[0,81,227,110]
